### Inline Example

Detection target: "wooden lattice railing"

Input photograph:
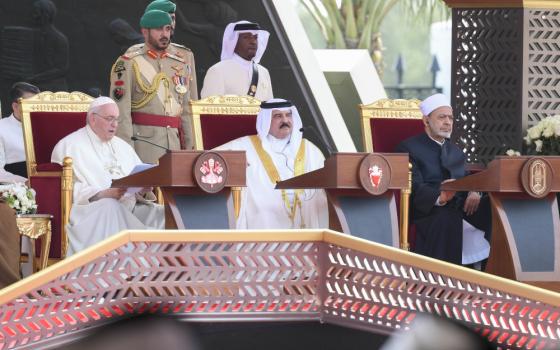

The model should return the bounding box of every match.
[0,230,559,350]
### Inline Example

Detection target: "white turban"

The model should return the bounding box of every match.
[220,20,270,63]
[419,93,451,116]
[88,96,117,114]
[256,98,303,158]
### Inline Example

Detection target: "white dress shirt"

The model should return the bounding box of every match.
[0,114,26,169]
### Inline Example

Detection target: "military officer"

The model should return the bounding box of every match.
[124,0,179,55]
[109,10,198,163]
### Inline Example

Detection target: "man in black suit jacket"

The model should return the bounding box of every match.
[396,94,490,264]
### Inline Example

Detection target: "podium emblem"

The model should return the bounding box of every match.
[194,152,228,193]
[359,154,391,195]
[521,157,553,198]
[369,165,383,188]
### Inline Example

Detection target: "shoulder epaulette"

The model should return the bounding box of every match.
[125,43,144,53]
[170,42,191,51]
[167,53,186,63]
[122,50,142,60]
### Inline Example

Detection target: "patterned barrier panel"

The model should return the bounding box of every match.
[0,230,559,350]
[321,239,560,349]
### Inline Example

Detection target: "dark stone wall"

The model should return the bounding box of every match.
[0,0,313,129]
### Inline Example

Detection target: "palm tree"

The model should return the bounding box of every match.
[301,0,449,74]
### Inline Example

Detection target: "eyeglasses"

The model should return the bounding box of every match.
[93,112,121,123]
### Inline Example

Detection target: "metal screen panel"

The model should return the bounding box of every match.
[525,10,560,128]
[451,8,523,163]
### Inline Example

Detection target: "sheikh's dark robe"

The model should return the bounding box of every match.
[396,133,490,264]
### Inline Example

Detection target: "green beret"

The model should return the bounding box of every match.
[140,10,172,29]
[145,0,176,14]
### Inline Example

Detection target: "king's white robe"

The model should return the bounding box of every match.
[51,126,164,255]
[216,136,328,229]
[201,55,273,101]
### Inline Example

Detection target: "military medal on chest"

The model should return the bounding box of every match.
[172,64,189,95]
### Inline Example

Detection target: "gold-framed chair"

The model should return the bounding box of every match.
[20,91,93,262]
[359,98,424,250]
[189,95,261,218]
[359,98,424,153]
[190,95,261,151]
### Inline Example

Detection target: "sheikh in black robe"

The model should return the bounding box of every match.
[396,133,490,264]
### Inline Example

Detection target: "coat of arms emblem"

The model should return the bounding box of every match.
[359,154,391,195]
[194,152,228,193]
[199,158,224,188]
[521,157,553,199]
[368,165,382,188]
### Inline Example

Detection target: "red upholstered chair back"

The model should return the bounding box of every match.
[20,91,94,261]
[200,114,257,150]
[359,99,423,250]
[369,118,425,153]
[359,98,424,153]
[29,111,87,166]
[189,95,261,150]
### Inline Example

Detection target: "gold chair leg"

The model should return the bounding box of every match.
[156,187,165,205]
[61,157,73,259]
[232,187,241,219]
[30,238,38,273]
[40,221,52,271]
[399,163,412,251]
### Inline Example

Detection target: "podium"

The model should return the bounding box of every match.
[112,151,246,229]
[442,156,560,290]
[277,153,409,247]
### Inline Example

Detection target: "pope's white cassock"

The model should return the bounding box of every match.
[51,124,164,255]
[201,21,273,101]
[215,99,328,229]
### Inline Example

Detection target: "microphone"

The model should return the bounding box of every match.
[131,136,170,152]
[299,125,335,158]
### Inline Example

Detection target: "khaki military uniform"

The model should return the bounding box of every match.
[109,43,198,164]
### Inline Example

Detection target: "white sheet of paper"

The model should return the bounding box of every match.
[129,163,157,175]
[125,163,157,195]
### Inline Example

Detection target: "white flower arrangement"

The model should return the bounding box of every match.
[524,115,560,155]
[0,182,37,214]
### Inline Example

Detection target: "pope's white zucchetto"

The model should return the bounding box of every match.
[419,93,451,117]
[88,96,117,113]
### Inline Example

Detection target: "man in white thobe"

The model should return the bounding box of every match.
[0,82,40,179]
[51,97,164,256]
[216,99,328,229]
[201,20,273,101]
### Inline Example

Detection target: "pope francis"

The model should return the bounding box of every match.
[51,97,164,256]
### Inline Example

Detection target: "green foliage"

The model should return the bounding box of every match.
[302,0,448,48]
[300,0,450,75]
[380,6,433,85]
